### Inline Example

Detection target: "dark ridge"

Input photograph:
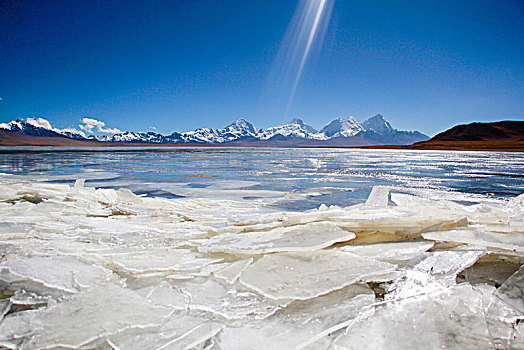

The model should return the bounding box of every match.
[431,121,524,142]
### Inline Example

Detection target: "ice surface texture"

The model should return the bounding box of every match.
[240,250,395,301]
[198,221,355,255]
[0,176,522,349]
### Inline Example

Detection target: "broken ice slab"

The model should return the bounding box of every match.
[0,183,23,201]
[0,181,70,203]
[108,315,224,350]
[384,249,485,301]
[479,284,524,350]
[153,222,212,241]
[93,188,119,205]
[332,284,493,350]
[0,310,40,349]
[223,207,339,233]
[239,250,395,301]
[414,249,485,277]
[179,279,282,320]
[67,216,163,236]
[10,289,51,309]
[0,223,34,241]
[390,192,474,213]
[115,188,143,205]
[215,221,285,236]
[134,281,190,311]
[422,229,524,255]
[0,299,10,321]
[1,256,114,294]
[512,322,524,350]
[506,193,524,215]
[213,258,253,284]
[340,241,434,263]
[26,282,172,349]
[364,186,390,208]
[198,222,355,255]
[100,249,222,275]
[495,265,524,315]
[217,327,334,350]
[216,284,375,350]
[327,211,469,245]
[187,262,233,278]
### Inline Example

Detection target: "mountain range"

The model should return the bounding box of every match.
[0,114,429,146]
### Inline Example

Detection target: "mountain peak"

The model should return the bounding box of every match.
[290,118,305,125]
[227,118,250,127]
[226,118,257,135]
[320,116,364,138]
[362,114,394,134]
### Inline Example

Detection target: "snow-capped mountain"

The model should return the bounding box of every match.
[320,116,364,138]
[181,119,258,143]
[0,115,430,146]
[0,119,83,139]
[362,114,394,134]
[257,118,327,140]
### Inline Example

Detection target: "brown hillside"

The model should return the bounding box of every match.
[430,121,524,142]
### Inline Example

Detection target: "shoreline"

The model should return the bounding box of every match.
[361,140,524,152]
[0,142,523,153]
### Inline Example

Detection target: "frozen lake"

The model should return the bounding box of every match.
[0,148,522,349]
[1,147,523,209]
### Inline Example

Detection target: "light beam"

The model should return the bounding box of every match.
[265,0,334,118]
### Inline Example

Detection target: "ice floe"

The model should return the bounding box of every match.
[26,282,172,349]
[332,284,495,350]
[239,250,396,301]
[198,222,355,255]
[0,176,521,349]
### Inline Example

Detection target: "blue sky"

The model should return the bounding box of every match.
[0,0,522,136]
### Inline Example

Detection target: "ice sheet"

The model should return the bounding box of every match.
[100,249,222,275]
[198,222,355,255]
[495,266,524,314]
[364,186,390,208]
[136,281,190,311]
[108,315,224,350]
[179,279,282,320]
[213,258,253,284]
[216,284,375,350]
[422,229,524,254]
[386,249,485,301]
[0,173,522,349]
[332,284,493,350]
[0,310,39,349]
[239,250,395,301]
[340,241,434,263]
[1,256,113,293]
[26,282,172,349]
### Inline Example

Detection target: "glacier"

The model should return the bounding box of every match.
[0,174,522,349]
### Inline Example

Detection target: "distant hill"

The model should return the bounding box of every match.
[430,121,524,142]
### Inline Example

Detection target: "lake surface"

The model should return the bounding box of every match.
[0,147,523,210]
[0,147,523,348]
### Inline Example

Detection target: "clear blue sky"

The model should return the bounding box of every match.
[0,0,522,136]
